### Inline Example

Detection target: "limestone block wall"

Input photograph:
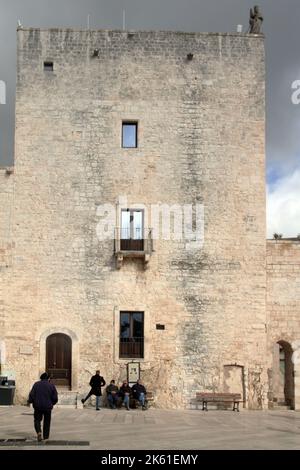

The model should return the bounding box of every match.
[267,240,300,410]
[7,29,266,408]
[0,167,13,372]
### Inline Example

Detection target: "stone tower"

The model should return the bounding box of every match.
[2,28,267,408]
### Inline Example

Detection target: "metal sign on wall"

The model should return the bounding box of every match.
[127,362,140,385]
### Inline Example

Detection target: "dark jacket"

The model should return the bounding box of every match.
[28,379,58,411]
[119,384,131,398]
[89,375,106,396]
[106,384,118,395]
[132,383,146,398]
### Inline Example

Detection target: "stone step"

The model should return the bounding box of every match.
[56,390,80,408]
[272,405,291,411]
[272,400,292,410]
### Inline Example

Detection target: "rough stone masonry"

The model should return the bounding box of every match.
[0,28,299,410]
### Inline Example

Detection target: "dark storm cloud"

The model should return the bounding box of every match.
[1,0,300,178]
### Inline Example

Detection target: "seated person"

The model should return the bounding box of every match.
[132,379,147,410]
[106,380,119,409]
[119,380,131,410]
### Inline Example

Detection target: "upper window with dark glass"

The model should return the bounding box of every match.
[120,311,144,359]
[122,122,138,148]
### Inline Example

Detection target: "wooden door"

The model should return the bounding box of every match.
[46,333,71,387]
[120,210,144,251]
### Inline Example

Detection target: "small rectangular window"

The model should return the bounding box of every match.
[44,61,54,72]
[122,122,137,148]
[120,311,144,358]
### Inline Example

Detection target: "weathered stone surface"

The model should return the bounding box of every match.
[0,29,278,409]
[0,168,13,365]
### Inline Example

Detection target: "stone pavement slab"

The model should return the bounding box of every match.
[0,406,300,450]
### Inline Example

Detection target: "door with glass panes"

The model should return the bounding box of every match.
[120,311,144,358]
[120,209,144,251]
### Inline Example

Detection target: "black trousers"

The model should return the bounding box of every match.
[82,389,101,402]
[82,389,93,402]
[34,409,52,439]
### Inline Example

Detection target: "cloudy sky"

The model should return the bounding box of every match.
[0,0,300,237]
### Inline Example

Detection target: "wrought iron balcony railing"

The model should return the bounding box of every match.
[114,227,153,268]
[119,337,144,359]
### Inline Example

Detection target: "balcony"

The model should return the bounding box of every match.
[114,227,153,268]
[119,337,144,359]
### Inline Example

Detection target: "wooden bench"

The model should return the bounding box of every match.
[196,393,242,412]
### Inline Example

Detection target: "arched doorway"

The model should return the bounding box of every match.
[273,340,294,408]
[46,333,72,387]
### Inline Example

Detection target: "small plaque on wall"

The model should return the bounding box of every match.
[127,362,140,385]
[19,345,33,355]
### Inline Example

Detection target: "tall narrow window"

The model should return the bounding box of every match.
[121,209,144,251]
[120,311,144,358]
[122,122,138,148]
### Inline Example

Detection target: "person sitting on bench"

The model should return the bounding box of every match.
[132,379,147,410]
[119,380,131,410]
[106,380,119,409]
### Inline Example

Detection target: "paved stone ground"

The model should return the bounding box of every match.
[0,406,300,450]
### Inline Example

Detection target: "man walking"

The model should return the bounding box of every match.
[81,370,106,410]
[28,372,58,442]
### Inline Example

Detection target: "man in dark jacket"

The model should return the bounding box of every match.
[81,370,106,410]
[132,379,147,410]
[106,380,119,409]
[28,372,58,442]
[119,380,131,410]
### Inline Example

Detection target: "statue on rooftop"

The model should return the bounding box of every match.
[249,5,263,34]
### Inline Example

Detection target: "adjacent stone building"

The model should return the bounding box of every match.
[0,28,299,410]
[267,240,300,410]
